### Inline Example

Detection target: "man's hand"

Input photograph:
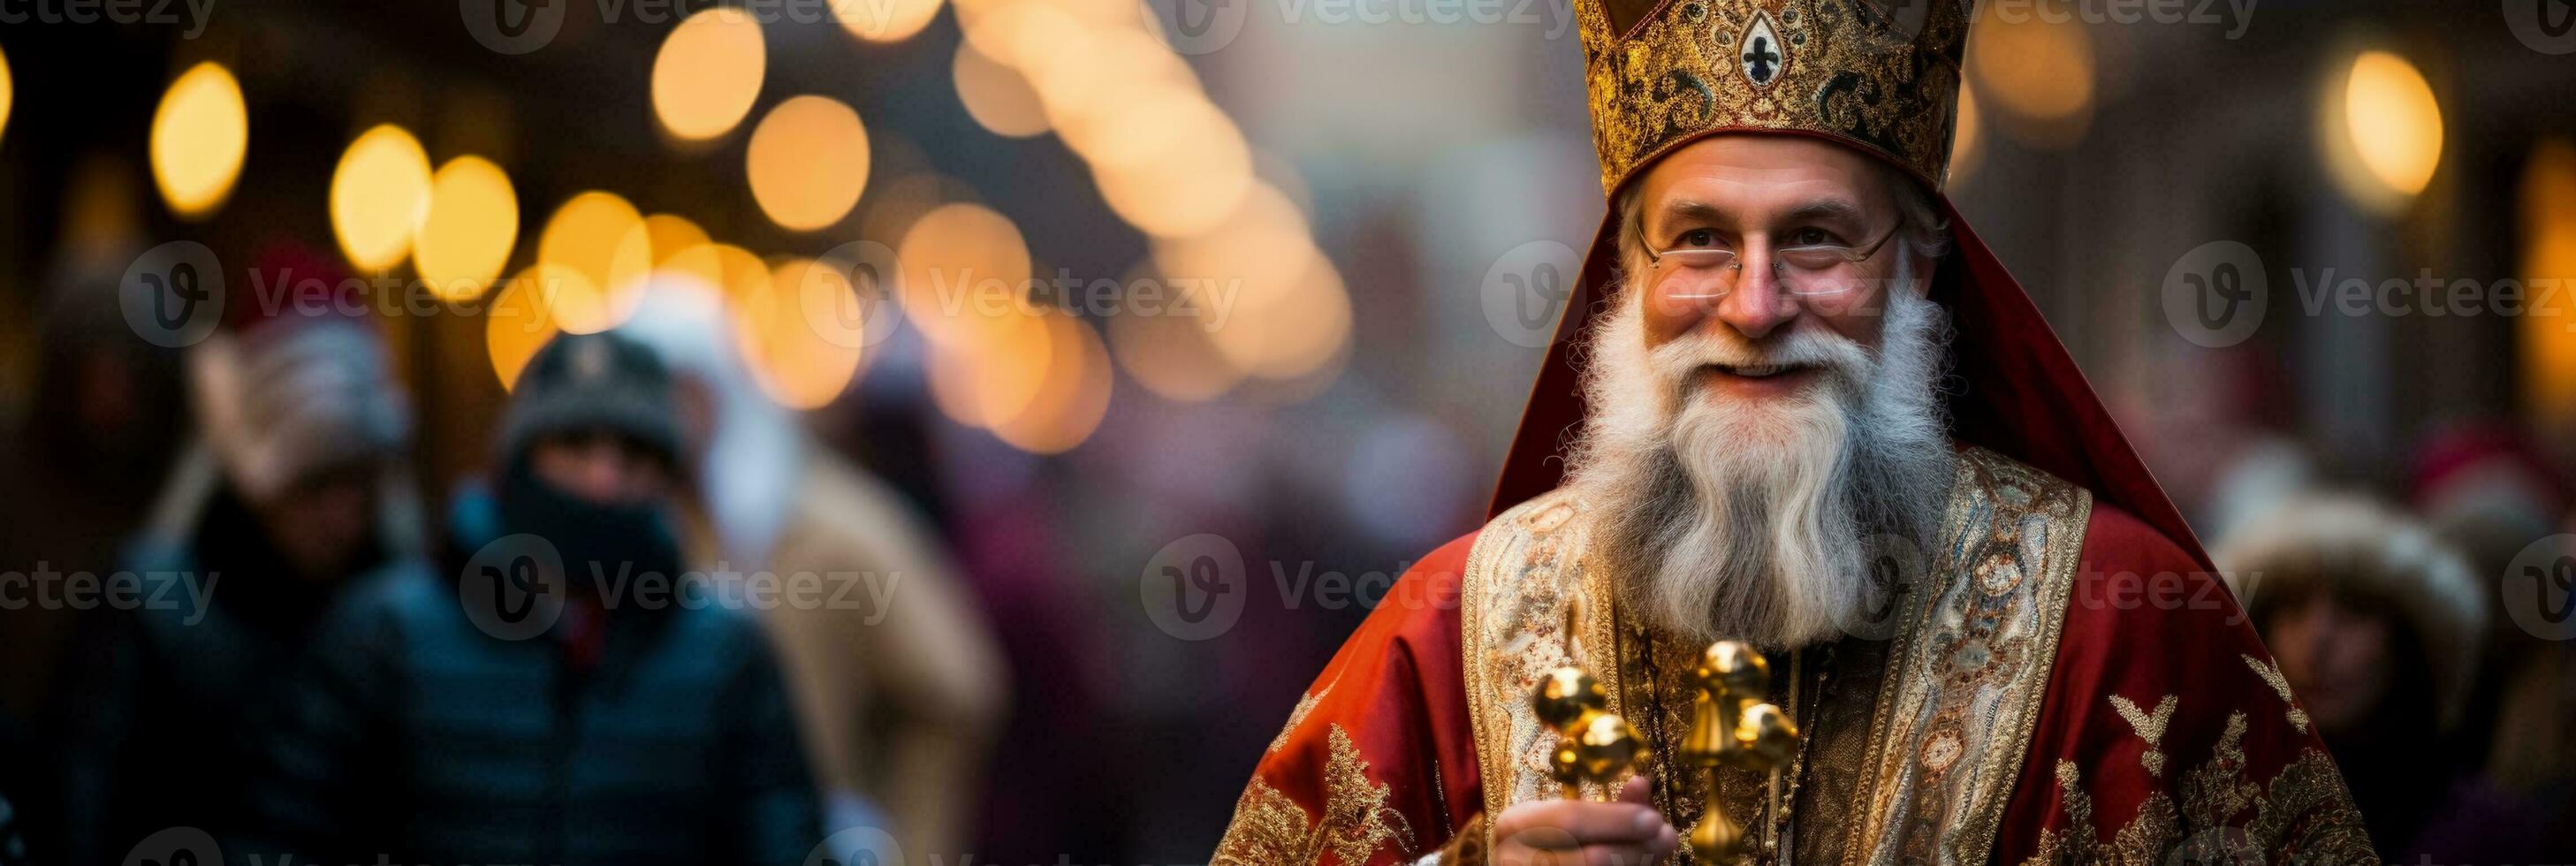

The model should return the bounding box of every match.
[1490,776,1679,866]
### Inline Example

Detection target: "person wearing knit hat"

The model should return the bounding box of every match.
[2218,494,2556,861]
[240,329,825,866]
[54,240,424,866]
[486,330,689,596]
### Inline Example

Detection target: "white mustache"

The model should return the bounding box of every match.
[1647,326,1873,396]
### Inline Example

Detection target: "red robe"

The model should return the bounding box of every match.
[1210,453,2373,865]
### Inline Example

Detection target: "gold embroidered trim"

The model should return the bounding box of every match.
[1575,0,1969,194]
[2241,655,2313,734]
[1214,724,1417,866]
[2110,695,2178,778]
[2017,713,2376,865]
[1460,490,1615,855]
[1273,685,1333,753]
[1846,447,2092,866]
[1461,447,2090,865]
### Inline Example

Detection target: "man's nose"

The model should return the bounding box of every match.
[1713,251,1797,339]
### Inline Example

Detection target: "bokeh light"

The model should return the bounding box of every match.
[148,62,249,220]
[741,257,870,409]
[2344,50,2443,201]
[652,8,767,142]
[1153,188,1349,381]
[642,213,718,285]
[0,44,13,147]
[953,42,1047,139]
[1949,85,1981,187]
[897,202,1030,346]
[536,191,653,333]
[329,124,435,271]
[486,263,573,390]
[1967,12,2093,148]
[836,0,942,43]
[1090,92,1253,238]
[992,311,1111,453]
[2519,139,2576,428]
[746,95,870,232]
[412,156,519,301]
[1108,262,1242,402]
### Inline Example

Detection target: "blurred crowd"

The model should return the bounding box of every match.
[3,233,2572,866]
[0,2,2572,863]
[0,238,1009,866]
[2137,384,2576,861]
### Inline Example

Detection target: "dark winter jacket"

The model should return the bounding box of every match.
[243,552,824,866]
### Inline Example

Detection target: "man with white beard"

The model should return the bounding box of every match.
[1212,1,2375,864]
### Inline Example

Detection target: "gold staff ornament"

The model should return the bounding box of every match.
[1679,640,1801,862]
[1524,593,1645,800]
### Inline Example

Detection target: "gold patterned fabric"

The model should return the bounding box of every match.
[2019,715,2374,865]
[1215,725,1418,866]
[1574,0,1966,195]
[1457,447,2089,863]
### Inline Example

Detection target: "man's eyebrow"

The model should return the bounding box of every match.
[1653,200,1726,229]
[1781,199,1868,225]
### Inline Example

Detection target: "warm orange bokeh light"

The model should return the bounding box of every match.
[414,156,520,300]
[741,257,870,409]
[897,202,1031,346]
[330,125,436,271]
[746,95,871,232]
[536,191,653,333]
[653,8,767,141]
[149,62,249,219]
[486,263,574,390]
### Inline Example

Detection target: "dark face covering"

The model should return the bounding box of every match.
[494,460,684,598]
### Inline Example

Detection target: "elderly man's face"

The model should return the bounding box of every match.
[1631,135,1926,407]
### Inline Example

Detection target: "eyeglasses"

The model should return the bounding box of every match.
[1643,220,1904,298]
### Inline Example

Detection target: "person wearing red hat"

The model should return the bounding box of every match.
[1211,1,2372,863]
[53,241,422,866]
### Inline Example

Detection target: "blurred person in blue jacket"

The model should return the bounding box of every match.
[244,330,824,866]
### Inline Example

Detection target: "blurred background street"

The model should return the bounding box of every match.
[1,0,2573,862]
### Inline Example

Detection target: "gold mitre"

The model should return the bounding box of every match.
[1576,0,1970,195]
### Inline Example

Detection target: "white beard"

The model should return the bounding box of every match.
[1565,265,1957,649]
